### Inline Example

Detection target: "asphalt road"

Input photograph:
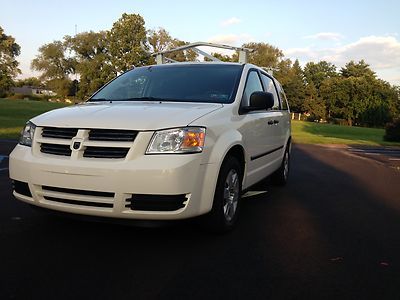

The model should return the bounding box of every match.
[1,141,400,299]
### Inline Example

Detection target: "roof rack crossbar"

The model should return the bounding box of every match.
[153,41,254,65]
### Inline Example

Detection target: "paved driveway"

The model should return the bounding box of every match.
[1,142,399,299]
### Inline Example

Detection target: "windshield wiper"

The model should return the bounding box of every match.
[111,97,166,101]
[89,97,187,102]
[88,98,111,102]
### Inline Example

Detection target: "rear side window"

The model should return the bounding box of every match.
[276,81,289,111]
[242,71,264,107]
[260,73,280,110]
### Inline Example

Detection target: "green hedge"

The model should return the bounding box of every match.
[384,119,400,142]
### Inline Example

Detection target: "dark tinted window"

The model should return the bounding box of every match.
[276,81,289,110]
[260,73,280,110]
[90,64,243,103]
[242,71,264,106]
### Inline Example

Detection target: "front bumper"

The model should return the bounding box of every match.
[9,141,219,220]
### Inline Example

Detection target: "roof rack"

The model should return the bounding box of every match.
[153,42,254,65]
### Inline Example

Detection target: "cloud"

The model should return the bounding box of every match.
[304,32,344,41]
[194,34,254,60]
[220,17,242,27]
[207,33,253,46]
[284,35,400,84]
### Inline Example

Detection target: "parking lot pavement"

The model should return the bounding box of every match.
[1,141,400,299]
[0,140,15,174]
[347,146,400,169]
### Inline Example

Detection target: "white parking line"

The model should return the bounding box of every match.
[242,190,268,198]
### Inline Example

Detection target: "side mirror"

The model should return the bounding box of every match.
[242,91,274,113]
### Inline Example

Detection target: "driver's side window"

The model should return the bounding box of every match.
[242,70,263,107]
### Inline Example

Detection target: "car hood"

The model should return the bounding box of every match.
[31,101,223,130]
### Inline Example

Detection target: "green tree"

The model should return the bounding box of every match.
[16,77,43,87]
[31,40,75,97]
[108,13,150,72]
[166,39,197,62]
[205,52,235,62]
[241,42,284,68]
[303,61,337,90]
[303,82,326,120]
[0,26,21,96]
[65,31,114,99]
[148,27,174,53]
[276,59,306,112]
[340,60,376,79]
[147,28,196,63]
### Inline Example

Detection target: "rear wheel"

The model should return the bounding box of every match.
[202,156,242,233]
[272,144,290,186]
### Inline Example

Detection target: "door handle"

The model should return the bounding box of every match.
[273,120,279,124]
[267,120,274,125]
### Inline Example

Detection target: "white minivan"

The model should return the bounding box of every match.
[10,45,291,232]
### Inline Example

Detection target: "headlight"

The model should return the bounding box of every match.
[146,127,206,154]
[19,121,36,147]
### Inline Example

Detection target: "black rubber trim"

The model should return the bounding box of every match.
[42,186,114,198]
[43,196,113,208]
[126,194,187,211]
[250,145,284,161]
[12,180,32,197]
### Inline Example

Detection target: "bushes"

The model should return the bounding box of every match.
[384,119,400,142]
[328,117,349,126]
[6,93,52,101]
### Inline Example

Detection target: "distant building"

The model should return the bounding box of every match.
[10,85,57,97]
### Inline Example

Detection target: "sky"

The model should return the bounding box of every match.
[1,0,399,84]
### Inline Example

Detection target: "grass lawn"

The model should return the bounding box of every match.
[0,98,69,139]
[292,120,400,146]
[1,98,399,147]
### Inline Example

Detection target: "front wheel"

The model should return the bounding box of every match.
[202,156,242,233]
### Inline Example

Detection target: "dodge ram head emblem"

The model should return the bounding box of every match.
[70,138,83,151]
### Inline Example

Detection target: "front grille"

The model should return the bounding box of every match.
[41,143,72,156]
[83,147,129,159]
[89,129,137,141]
[42,186,114,198]
[126,194,188,211]
[42,127,78,139]
[43,196,113,208]
[13,180,32,197]
[39,127,134,159]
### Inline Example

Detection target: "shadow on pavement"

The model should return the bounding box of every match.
[0,144,400,299]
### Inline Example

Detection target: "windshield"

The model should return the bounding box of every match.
[90,64,243,103]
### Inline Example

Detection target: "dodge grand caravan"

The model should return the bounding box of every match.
[10,53,291,232]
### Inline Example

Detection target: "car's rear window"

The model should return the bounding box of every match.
[90,64,243,103]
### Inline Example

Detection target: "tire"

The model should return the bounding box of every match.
[272,144,290,186]
[202,156,242,233]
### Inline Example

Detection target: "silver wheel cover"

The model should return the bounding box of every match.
[223,169,240,222]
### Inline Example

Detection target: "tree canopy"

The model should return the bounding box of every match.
[0,26,21,96]
[107,13,150,72]
[23,12,399,128]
